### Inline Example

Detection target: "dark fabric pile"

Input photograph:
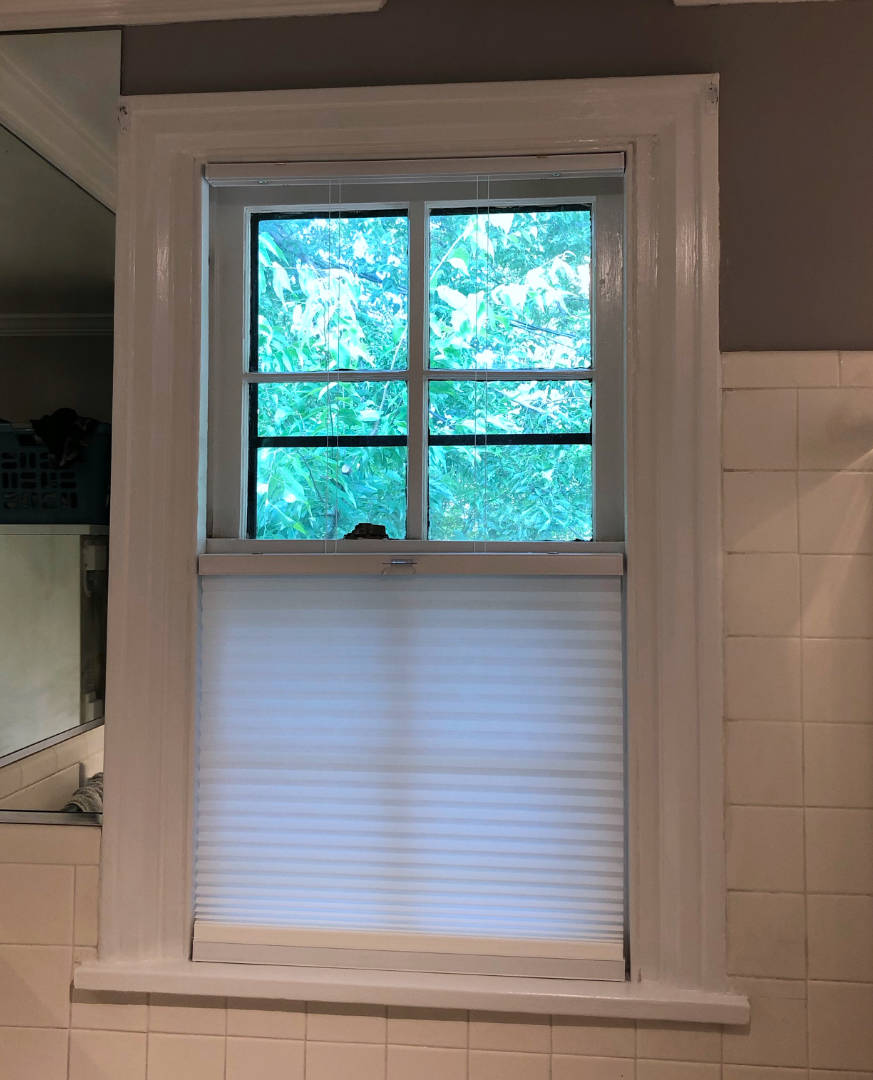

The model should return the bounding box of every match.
[31,408,99,468]
[63,772,104,814]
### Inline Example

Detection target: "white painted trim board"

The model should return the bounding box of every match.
[0,0,384,31]
[88,74,730,1015]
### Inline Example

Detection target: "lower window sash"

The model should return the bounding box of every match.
[192,922,626,981]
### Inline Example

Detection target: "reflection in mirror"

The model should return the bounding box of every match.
[0,31,118,817]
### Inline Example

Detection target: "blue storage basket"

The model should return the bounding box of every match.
[0,422,110,524]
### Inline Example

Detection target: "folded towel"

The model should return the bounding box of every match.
[63,772,104,814]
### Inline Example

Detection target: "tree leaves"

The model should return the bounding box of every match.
[253,206,594,541]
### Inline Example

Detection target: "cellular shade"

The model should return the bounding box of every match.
[194,573,625,979]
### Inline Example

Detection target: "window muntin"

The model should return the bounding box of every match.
[219,173,622,545]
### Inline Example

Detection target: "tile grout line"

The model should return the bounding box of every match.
[720,384,729,1080]
[728,806,869,815]
[66,868,74,1079]
[66,862,76,1080]
[721,386,728,1080]
[222,996,228,1080]
[548,1009,553,1079]
[465,1008,470,1080]
[303,1001,308,1080]
[726,716,873,725]
[144,999,150,1080]
[796,386,812,1080]
[729,629,873,644]
[724,467,873,474]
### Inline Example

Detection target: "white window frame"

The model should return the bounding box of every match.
[75,75,748,1023]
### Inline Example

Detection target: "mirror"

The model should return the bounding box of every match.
[0,30,118,817]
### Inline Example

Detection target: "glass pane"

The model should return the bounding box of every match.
[429,206,591,370]
[256,212,409,373]
[428,444,592,542]
[255,446,407,540]
[429,380,591,438]
[258,381,408,437]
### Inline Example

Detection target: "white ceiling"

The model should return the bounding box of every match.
[0,30,119,151]
[0,30,118,316]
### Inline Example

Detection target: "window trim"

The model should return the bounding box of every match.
[77,75,747,1022]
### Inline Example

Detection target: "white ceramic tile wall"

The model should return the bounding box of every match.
[0,352,871,1078]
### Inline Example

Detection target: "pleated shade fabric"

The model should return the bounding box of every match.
[194,573,625,976]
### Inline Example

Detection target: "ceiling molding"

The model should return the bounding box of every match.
[0,0,384,30]
[0,313,113,336]
[674,0,838,4]
[0,42,116,208]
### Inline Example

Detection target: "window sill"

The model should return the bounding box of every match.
[73,960,749,1024]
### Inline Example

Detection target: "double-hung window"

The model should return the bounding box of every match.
[198,158,628,981]
[80,77,741,1020]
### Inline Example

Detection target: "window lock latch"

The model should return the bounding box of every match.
[381,558,417,575]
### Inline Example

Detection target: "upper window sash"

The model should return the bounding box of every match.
[208,161,625,544]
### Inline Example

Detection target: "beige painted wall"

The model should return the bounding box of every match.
[0,334,113,423]
[121,0,873,352]
[0,351,871,1077]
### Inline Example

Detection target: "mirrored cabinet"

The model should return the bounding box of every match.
[0,28,117,818]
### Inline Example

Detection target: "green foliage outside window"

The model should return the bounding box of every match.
[254,206,593,541]
[428,208,591,371]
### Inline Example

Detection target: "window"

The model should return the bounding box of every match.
[209,163,624,547]
[80,76,745,1022]
[200,160,628,981]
